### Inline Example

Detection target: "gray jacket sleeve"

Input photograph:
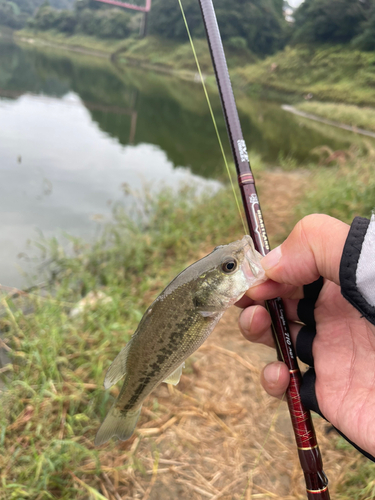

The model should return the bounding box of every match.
[340,215,375,325]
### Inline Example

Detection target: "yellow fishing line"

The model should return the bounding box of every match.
[177,0,247,236]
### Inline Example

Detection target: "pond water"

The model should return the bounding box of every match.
[0,36,365,287]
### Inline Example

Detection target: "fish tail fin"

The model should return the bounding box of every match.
[94,406,141,446]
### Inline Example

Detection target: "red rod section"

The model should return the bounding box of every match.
[197,0,329,498]
[93,0,151,11]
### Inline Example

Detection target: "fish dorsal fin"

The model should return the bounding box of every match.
[104,341,132,390]
[163,362,185,386]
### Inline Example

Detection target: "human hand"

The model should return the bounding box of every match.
[238,214,375,458]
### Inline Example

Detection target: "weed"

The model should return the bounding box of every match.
[277,151,299,171]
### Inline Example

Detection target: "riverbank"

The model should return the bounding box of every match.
[283,104,375,139]
[9,28,375,107]
[10,28,254,81]
[1,26,121,57]
[295,101,375,135]
[10,29,211,80]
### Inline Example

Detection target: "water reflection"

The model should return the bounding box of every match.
[0,37,358,173]
[1,92,221,287]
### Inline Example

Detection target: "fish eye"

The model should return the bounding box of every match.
[222,259,237,273]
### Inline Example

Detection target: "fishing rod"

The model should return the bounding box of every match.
[194,1,330,498]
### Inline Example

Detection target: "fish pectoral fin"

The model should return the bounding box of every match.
[193,295,221,318]
[163,362,185,386]
[195,303,221,318]
[104,341,132,390]
[197,309,219,318]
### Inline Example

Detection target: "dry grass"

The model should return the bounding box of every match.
[257,169,310,247]
[91,310,363,500]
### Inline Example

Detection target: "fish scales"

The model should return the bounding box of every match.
[119,280,223,411]
[95,235,266,446]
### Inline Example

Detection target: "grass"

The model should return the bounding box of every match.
[296,101,375,133]
[234,45,375,105]
[297,144,375,223]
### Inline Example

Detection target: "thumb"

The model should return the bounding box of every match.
[261,214,350,286]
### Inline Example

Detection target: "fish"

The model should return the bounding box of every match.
[95,235,266,446]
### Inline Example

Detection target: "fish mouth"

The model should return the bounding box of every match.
[241,238,266,287]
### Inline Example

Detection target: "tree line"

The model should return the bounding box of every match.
[27,0,138,39]
[1,0,375,55]
[294,0,375,50]
[0,0,74,29]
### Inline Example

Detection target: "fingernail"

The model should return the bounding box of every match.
[240,305,256,336]
[263,363,281,387]
[261,245,282,271]
[247,305,257,328]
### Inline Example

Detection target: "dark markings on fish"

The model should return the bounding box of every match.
[123,314,197,410]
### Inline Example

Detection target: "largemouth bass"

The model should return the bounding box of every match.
[95,235,265,446]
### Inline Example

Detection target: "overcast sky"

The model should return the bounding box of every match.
[288,0,304,7]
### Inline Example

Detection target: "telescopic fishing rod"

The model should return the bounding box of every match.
[196,1,330,498]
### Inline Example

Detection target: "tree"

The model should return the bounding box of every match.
[293,0,372,44]
[352,3,375,50]
[0,0,75,29]
[148,0,287,56]
[31,1,134,38]
[0,0,26,28]
[269,0,284,17]
[19,0,287,53]
[215,0,287,55]
[56,9,76,32]
[32,5,62,29]
[148,0,203,41]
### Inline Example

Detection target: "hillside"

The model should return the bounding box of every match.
[234,45,375,105]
